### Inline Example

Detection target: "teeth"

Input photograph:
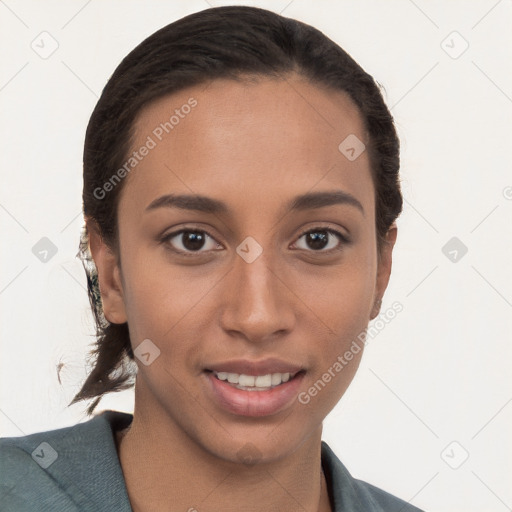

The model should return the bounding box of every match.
[239,374,255,387]
[271,373,282,386]
[214,371,293,389]
[255,374,272,387]
[227,373,239,384]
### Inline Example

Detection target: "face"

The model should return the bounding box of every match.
[91,75,396,464]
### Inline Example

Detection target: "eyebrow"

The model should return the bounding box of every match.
[145,190,364,216]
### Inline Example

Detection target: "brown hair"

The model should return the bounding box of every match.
[69,5,402,416]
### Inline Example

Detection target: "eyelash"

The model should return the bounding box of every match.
[160,226,350,257]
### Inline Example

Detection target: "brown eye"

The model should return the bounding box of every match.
[294,228,348,253]
[162,229,222,255]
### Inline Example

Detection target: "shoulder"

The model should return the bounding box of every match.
[321,441,425,512]
[350,479,425,512]
[0,410,133,512]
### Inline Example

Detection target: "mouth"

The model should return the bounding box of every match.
[205,369,305,391]
[203,367,306,417]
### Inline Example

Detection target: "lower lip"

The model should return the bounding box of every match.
[204,371,305,417]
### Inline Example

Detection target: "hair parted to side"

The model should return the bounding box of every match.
[69,5,402,416]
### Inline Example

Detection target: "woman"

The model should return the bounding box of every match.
[0,6,424,511]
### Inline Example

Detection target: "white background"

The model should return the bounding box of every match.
[1,1,511,511]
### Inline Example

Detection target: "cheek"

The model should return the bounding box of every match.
[117,238,168,339]
[298,297,370,419]
[308,273,371,376]
[119,246,218,355]
[302,246,376,333]
[298,246,376,400]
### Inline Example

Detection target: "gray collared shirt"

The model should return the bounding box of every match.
[0,410,424,511]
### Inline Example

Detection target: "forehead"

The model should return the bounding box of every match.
[122,75,374,218]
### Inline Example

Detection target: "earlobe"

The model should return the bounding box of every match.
[370,298,382,319]
[370,223,398,320]
[86,218,127,325]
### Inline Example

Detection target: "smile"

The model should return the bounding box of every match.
[213,371,299,391]
[204,369,306,417]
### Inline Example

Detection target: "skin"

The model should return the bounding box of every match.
[88,74,397,512]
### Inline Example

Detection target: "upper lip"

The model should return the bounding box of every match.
[206,358,304,376]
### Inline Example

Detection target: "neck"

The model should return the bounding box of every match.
[116,399,332,512]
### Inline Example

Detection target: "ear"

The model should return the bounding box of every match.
[86,218,127,324]
[370,222,398,320]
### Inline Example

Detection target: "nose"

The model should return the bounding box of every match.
[219,246,296,344]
